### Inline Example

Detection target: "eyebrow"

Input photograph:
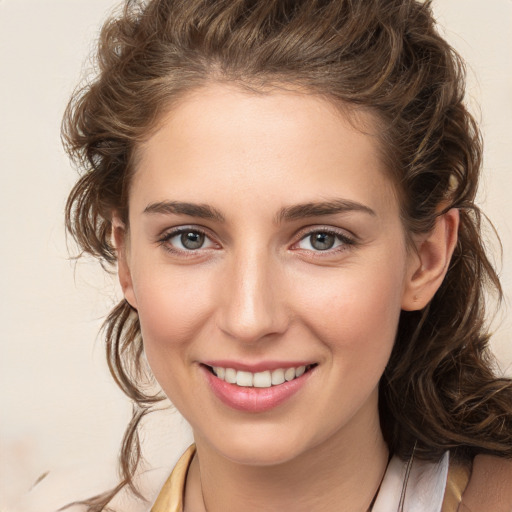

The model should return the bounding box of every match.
[143,198,375,224]
[275,199,376,223]
[143,201,226,222]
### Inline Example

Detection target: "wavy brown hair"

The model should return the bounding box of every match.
[62,0,512,509]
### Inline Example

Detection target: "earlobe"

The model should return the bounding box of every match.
[401,208,459,311]
[112,216,138,310]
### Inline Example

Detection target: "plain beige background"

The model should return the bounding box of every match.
[1,0,511,510]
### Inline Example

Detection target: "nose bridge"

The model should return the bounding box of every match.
[218,242,287,343]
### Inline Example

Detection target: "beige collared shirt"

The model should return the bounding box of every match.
[150,445,472,512]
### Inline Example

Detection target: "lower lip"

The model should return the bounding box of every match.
[201,365,315,413]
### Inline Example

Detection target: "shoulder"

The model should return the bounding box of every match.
[460,454,512,512]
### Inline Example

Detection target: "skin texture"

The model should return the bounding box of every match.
[460,455,512,511]
[114,83,459,511]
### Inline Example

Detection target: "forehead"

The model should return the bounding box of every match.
[132,83,399,219]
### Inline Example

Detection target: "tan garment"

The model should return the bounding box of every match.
[151,445,511,512]
[441,458,471,512]
[151,444,196,512]
[458,455,512,512]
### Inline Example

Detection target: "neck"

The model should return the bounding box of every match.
[184,398,389,512]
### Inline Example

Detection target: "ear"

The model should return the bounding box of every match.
[112,215,138,310]
[401,208,459,311]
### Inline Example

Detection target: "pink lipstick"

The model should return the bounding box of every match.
[200,363,316,413]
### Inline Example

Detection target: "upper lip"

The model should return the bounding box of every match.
[201,360,316,373]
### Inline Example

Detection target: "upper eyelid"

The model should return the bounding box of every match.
[293,225,357,242]
[158,225,213,241]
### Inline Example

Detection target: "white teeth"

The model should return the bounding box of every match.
[296,365,306,377]
[210,365,313,388]
[214,367,225,379]
[225,368,237,384]
[253,371,272,388]
[284,367,296,381]
[271,368,285,385]
[236,371,253,387]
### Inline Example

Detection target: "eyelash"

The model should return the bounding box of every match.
[157,226,217,257]
[292,227,357,255]
[157,226,357,257]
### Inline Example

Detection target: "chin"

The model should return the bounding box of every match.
[199,424,313,466]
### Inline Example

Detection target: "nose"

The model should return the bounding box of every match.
[216,247,289,344]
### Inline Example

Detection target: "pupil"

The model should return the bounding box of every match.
[181,231,204,249]
[311,232,335,250]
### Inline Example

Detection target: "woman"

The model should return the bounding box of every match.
[62,0,512,510]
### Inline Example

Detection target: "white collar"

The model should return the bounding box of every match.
[372,451,449,512]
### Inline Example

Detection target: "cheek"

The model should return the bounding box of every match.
[292,257,405,359]
[131,263,215,375]
[292,261,405,422]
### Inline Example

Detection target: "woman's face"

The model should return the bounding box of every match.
[120,84,418,465]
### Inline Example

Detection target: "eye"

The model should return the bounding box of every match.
[178,230,206,250]
[159,227,217,252]
[295,229,355,252]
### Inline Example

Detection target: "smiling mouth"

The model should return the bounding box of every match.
[203,364,318,388]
